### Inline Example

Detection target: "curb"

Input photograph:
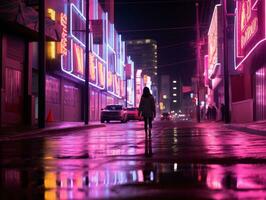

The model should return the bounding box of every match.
[0,124,105,141]
[226,124,266,136]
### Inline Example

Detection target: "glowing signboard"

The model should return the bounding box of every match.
[98,61,105,87]
[89,53,96,82]
[135,69,142,106]
[237,0,258,56]
[58,13,68,56]
[208,4,221,79]
[73,43,84,75]
[107,71,113,91]
[235,0,266,70]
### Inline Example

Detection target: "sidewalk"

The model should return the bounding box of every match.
[226,120,266,136]
[195,119,266,136]
[0,122,105,141]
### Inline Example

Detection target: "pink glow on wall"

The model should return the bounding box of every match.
[204,55,209,86]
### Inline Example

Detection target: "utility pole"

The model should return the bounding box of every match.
[222,0,230,123]
[195,1,201,123]
[38,0,46,128]
[84,0,90,124]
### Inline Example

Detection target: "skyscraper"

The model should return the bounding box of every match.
[126,39,158,105]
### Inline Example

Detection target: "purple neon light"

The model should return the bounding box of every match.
[236,38,266,70]
[59,1,127,97]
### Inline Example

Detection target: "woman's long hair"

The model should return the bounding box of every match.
[142,87,151,98]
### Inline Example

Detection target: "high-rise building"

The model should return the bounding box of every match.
[170,77,182,114]
[160,75,170,113]
[126,39,158,105]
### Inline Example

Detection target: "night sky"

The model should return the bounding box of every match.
[115,0,220,85]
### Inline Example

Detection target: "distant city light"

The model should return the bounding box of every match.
[173,100,177,103]
[163,95,167,99]
[173,93,177,96]
[173,80,177,83]
[173,87,177,90]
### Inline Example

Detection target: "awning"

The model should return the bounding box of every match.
[0,0,62,41]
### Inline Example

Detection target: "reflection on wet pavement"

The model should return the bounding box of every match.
[2,163,266,199]
[1,121,266,199]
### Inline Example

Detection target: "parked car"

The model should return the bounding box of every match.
[126,107,142,121]
[100,105,127,123]
[161,112,171,120]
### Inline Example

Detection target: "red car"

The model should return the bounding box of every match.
[126,107,142,121]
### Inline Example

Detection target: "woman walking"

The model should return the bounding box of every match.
[138,87,156,137]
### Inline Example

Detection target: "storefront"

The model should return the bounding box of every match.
[233,0,266,122]
[45,0,129,122]
[0,2,61,127]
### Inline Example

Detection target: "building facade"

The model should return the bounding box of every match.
[170,77,182,115]
[159,75,170,113]
[232,0,266,122]
[0,0,135,127]
[205,4,224,112]
[126,39,158,106]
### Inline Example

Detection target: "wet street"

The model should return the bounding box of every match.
[2,121,266,199]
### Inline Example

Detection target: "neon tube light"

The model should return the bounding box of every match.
[69,3,86,48]
[235,38,266,70]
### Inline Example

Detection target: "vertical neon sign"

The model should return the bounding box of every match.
[237,0,259,57]
[59,13,68,70]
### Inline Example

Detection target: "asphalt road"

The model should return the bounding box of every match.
[1,120,266,199]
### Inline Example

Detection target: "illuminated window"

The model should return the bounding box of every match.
[154,72,157,75]
[173,80,177,83]
[173,93,177,96]
[163,95,167,99]
[173,100,177,103]
[173,87,177,90]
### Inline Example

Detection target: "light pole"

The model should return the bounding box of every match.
[84,0,90,124]
[38,0,46,128]
[222,0,230,123]
[196,1,201,123]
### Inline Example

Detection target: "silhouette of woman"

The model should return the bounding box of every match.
[138,87,156,137]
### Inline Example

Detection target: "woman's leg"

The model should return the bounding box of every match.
[148,117,152,137]
[148,117,152,129]
[144,117,148,134]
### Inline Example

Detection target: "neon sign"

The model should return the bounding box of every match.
[208,4,221,79]
[237,0,259,56]
[235,0,266,70]
[89,53,96,82]
[107,71,113,91]
[98,61,105,87]
[73,43,84,75]
[59,13,68,56]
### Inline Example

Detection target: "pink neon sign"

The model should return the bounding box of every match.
[237,0,259,56]
[235,0,266,70]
